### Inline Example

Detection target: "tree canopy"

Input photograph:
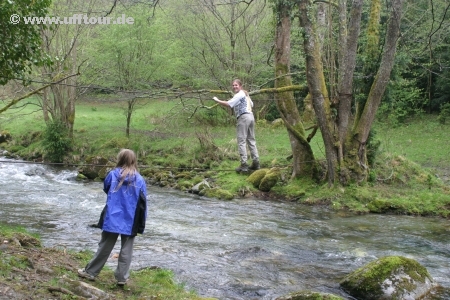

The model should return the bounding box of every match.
[0,0,52,85]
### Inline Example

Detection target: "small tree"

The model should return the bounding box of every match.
[82,5,167,137]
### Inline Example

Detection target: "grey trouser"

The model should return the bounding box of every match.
[236,113,259,164]
[84,231,135,282]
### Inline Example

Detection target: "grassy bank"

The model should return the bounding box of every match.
[0,223,212,299]
[1,97,449,217]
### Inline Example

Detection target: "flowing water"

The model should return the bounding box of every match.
[0,158,449,299]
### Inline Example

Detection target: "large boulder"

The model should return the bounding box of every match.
[340,256,434,300]
[78,156,113,180]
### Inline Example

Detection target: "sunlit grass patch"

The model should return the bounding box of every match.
[375,115,450,168]
[85,267,211,300]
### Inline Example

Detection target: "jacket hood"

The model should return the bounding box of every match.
[112,168,136,185]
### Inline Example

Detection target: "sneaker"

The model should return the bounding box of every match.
[117,280,127,286]
[235,163,249,173]
[77,268,95,281]
[249,159,260,170]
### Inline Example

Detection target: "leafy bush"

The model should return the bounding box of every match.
[380,77,425,125]
[366,128,381,167]
[438,103,450,124]
[42,120,72,162]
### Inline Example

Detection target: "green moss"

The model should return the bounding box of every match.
[340,256,432,299]
[79,156,110,179]
[97,163,115,180]
[175,171,194,179]
[177,180,193,190]
[366,199,402,213]
[204,188,234,200]
[259,168,281,192]
[276,290,344,300]
[140,168,155,177]
[246,169,268,188]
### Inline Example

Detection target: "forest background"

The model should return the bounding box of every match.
[0,0,450,216]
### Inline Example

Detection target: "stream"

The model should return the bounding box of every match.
[0,158,449,299]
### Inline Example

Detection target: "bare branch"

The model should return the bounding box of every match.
[0,72,80,114]
[104,0,118,17]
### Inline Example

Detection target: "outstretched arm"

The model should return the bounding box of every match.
[212,96,231,107]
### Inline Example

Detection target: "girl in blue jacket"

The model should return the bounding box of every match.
[78,149,147,286]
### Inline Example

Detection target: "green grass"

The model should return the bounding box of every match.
[87,267,210,300]
[375,115,450,169]
[0,223,212,299]
[0,223,40,240]
[1,97,449,216]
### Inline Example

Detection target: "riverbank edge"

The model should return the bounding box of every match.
[3,146,450,218]
[0,223,214,299]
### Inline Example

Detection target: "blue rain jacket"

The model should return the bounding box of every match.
[98,168,147,236]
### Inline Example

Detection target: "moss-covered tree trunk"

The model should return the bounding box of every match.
[297,0,404,185]
[335,0,363,183]
[298,0,338,185]
[274,0,317,179]
[346,0,404,182]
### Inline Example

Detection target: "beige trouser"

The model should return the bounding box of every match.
[236,113,259,164]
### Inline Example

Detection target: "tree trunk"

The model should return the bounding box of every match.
[297,0,404,185]
[336,0,363,183]
[346,0,405,182]
[126,101,132,138]
[274,0,318,179]
[65,38,77,139]
[298,0,338,185]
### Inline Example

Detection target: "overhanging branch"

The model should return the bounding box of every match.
[0,72,80,114]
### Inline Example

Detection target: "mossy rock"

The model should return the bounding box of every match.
[246,168,268,188]
[175,171,193,179]
[0,131,12,143]
[340,256,434,300]
[275,291,344,300]
[140,168,155,178]
[259,167,281,192]
[191,180,210,194]
[97,162,115,180]
[76,173,88,180]
[204,188,234,200]
[154,170,173,182]
[78,156,110,179]
[177,180,193,190]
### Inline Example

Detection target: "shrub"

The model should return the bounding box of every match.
[42,120,72,163]
[379,77,425,125]
[438,103,450,124]
[366,128,381,167]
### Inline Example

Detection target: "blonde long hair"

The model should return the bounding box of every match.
[233,78,252,112]
[232,78,249,96]
[116,149,138,189]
